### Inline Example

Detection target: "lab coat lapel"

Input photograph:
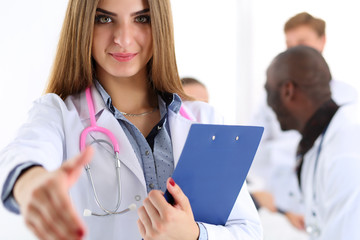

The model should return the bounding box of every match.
[83,87,146,189]
[168,110,194,166]
[96,112,146,185]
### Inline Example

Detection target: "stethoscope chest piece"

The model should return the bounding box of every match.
[306,223,321,238]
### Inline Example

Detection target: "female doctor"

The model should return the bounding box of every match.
[0,0,262,239]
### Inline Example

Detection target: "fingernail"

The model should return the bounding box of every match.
[169,177,175,187]
[77,229,84,237]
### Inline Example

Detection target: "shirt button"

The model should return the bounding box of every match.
[149,183,154,189]
[135,195,141,201]
[145,150,150,156]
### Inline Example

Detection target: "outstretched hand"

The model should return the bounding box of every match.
[14,147,94,240]
[137,178,199,240]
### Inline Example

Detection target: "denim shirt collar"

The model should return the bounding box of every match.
[93,80,181,119]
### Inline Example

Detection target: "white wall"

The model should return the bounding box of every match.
[0,0,67,149]
[171,0,238,124]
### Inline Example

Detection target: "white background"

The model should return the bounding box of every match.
[1,0,359,239]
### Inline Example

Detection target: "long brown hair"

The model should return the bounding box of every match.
[45,0,188,100]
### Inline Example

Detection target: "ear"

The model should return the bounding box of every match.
[281,81,295,102]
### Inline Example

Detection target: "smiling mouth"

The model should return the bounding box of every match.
[110,53,138,62]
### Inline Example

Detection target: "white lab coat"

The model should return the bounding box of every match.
[0,86,262,240]
[301,105,360,239]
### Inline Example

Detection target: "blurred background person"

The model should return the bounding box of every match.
[181,77,210,103]
[265,45,360,240]
[284,12,326,51]
[248,11,358,236]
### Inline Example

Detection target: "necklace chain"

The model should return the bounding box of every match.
[119,107,158,117]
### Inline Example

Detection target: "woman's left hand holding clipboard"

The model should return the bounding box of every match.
[137,178,200,240]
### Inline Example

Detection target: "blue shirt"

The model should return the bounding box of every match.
[95,81,178,193]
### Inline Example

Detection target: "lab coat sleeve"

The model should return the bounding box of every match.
[202,183,263,240]
[318,152,360,239]
[0,94,67,211]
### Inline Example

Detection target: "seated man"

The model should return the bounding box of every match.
[264,45,360,239]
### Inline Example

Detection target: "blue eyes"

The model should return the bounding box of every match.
[95,15,151,24]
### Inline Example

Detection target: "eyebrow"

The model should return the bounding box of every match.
[131,8,150,16]
[96,8,117,16]
[95,8,150,17]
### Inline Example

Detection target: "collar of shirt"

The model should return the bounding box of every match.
[93,80,178,193]
[94,80,182,118]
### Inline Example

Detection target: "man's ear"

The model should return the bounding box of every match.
[282,81,295,101]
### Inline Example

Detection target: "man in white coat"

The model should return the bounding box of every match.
[264,45,360,239]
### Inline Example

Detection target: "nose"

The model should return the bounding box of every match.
[113,22,133,48]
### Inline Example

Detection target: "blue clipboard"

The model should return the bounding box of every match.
[164,124,263,225]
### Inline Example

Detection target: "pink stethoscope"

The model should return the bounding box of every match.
[81,87,192,217]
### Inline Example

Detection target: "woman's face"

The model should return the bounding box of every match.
[92,0,152,80]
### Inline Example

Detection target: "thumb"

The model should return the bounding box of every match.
[61,146,94,187]
[166,178,192,213]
